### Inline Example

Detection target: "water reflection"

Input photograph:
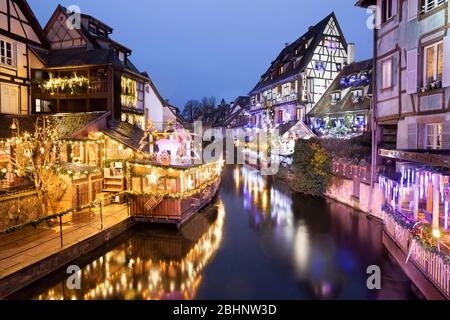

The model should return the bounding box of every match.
[11,166,419,300]
[211,166,419,300]
[12,202,225,300]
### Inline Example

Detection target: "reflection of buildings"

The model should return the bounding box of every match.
[31,202,225,300]
[236,166,294,229]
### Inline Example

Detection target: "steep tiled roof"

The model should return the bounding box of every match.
[0,112,108,139]
[309,59,373,116]
[38,5,144,77]
[250,12,347,95]
[102,121,149,152]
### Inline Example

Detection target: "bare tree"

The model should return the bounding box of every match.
[7,117,61,215]
[182,99,201,122]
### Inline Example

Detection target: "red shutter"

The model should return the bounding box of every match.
[406,49,418,94]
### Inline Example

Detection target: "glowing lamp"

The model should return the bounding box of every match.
[432,229,441,239]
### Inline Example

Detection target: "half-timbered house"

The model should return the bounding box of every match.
[308,58,373,138]
[0,0,48,115]
[248,13,348,134]
[356,0,450,298]
[29,5,153,129]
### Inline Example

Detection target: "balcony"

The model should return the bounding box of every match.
[33,78,108,99]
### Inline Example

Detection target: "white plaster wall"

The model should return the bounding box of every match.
[144,83,164,131]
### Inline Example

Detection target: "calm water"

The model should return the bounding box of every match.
[9,165,420,300]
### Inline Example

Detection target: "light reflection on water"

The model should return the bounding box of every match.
[10,165,420,300]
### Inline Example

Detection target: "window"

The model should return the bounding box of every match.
[423,41,443,86]
[0,40,14,66]
[420,0,447,14]
[381,0,394,23]
[296,108,302,121]
[381,59,393,89]
[118,51,125,63]
[88,23,97,33]
[315,62,326,72]
[0,84,19,114]
[98,28,107,38]
[425,123,442,150]
[331,92,341,105]
[279,65,284,75]
[278,110,284,124]
[336,63,342,71]
[283,84,290,96]
[352,89,363,103]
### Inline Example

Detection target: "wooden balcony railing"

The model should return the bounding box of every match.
[34,79,108,96]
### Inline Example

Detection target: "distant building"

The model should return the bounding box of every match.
[308,59,373,139]
[248,12,348,135]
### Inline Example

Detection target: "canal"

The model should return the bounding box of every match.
[9,165,420,300]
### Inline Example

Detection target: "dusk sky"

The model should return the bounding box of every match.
[28,0,373,108]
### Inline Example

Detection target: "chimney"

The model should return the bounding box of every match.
[347,43,355,65]
[285,42,290,48]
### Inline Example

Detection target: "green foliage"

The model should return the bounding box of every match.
[291,139,333,197]
[316,132,372,165]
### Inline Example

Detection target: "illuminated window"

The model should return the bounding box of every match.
[426,123,442,150]
[424,41,443,85]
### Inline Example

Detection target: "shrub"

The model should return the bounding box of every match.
[315,132,372,165]
[290,139,333,197]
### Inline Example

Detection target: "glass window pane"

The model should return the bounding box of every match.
[426,46,435,81]
[437,42,443,80]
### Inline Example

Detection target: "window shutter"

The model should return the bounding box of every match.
[376,0,382,28]
[408,123,418,149]
[417,124,425,149]
[442,122,450,150]
[443,36,450,88]
[392,0,398,16]
[407,0,418,21]
[406,49,418,94]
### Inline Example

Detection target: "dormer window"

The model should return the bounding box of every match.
[98,28,107,38]
[331,92,341,105]
[118,51,125,63]
[88,23,97,34]
[348,74,358,85]
[359,71,369,82]
[352,89,363,103]
[340,77,348,87]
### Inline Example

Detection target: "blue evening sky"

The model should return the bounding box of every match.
[28,0,373,108]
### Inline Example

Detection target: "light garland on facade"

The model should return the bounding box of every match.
[39,73,90,95]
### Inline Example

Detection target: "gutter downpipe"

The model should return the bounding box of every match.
[368,16,378,217]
